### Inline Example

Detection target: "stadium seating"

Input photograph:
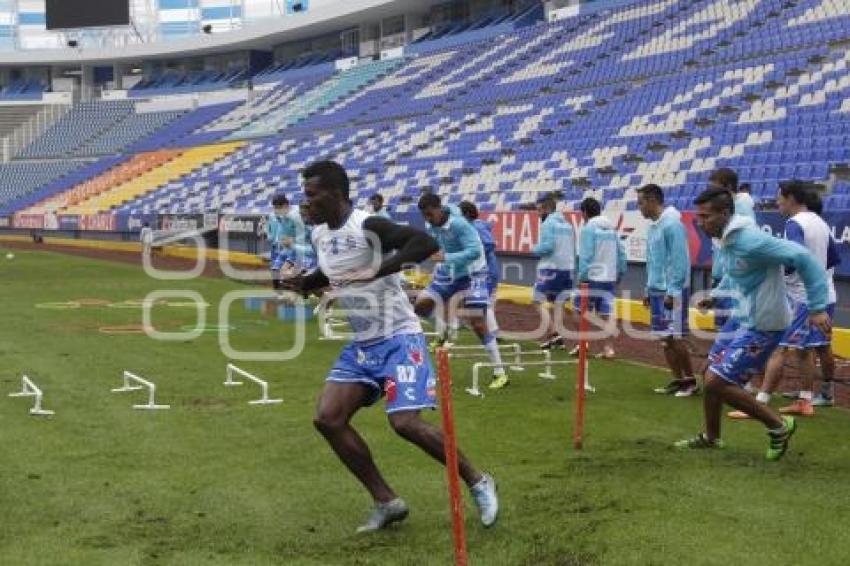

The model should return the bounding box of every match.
[62,141,246,214]
[0,160,87,212]
[5,0,850,222]
[17,100,190,158]
[19,151,184,215]
[0,157,127,216]
[129,68,248,97]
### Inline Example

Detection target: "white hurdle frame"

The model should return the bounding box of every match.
[112,371,170,410]
[447,342,526,370]
[225,363,282,405]
[317,305,351,341]
[8,375,54,416]
[466,358,592,397]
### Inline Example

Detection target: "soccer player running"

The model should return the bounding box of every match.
[531,195,576,350]
[636,184,697,397]
[282,161,498,532]
[731,182,840,417]
[416,194,510,390]
[459,200,501,338]
[575,197,626,359]
[681,187,830,460]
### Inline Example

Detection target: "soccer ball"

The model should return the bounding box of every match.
[5,253,13,260]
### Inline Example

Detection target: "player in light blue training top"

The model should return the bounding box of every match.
[415,194,510,390]
[531,195,575,350]
[576,197,626,359]
[636,183,696,398]
[683,187,830,461]
[459,200,501,338]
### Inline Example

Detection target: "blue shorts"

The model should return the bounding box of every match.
[271,249,317,273]
[648,289,690,338]
[326,333,437,414]
[425,269,490,310]
[708,317,744,364]
[709,329,783,386]
[712,295,735,330]
[779,302,834,349]
[533,269,573,304]
[574,281,615,315]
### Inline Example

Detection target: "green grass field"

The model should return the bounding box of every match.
[2,248,850,566]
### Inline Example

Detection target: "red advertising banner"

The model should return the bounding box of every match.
[479,209,710,266]
[13,214,45,229]
[79,214,116,231]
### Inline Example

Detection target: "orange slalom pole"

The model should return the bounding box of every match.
[574,283,589,450]
[436,347,468,566]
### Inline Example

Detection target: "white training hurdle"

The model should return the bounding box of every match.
[466,358,593,397]
[224,363,282,405]
[8,375,54,416]
[447,342,526,370]
[317,306,351,341]
[112,371,170,410]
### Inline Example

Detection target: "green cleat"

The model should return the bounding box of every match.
[674,433,725,450]
[766,416,796,461]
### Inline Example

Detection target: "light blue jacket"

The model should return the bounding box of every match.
[533,213,575,271]
[266,209,302,247]
[577,215,626,283]
[711,193,757,281]
[427,207,486,279]
[712,215,828,331]
[645,206,690,296]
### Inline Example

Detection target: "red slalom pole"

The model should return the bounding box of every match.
[574,283,589,450]
[436,347,468,566]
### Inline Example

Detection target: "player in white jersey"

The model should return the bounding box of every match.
[730,181,840,418]
[281,161,498,533]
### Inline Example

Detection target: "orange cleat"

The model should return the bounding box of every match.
[779,400,815,417]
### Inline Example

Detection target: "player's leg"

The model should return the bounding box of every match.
[814,345,835,406]
[780,348,816,416]
[383,334,499,526]
[313,381,398,504]
[678,330,795,460]
[466,274,508,389]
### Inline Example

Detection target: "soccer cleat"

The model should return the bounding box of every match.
[470,473,499,527]
[674,382,699,398]
[595,346,616,360]
[567,344,581,357]
[766,416,796,461]
[488,374,509,390]
[654,380,681,395]
[779,400,814,416]
[674,433,724,450]
[812,393,833,407]
[539,335,565,350]
[727,410,752,419]
[356,498,410,533]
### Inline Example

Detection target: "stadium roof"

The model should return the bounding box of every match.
[0,0,447,66]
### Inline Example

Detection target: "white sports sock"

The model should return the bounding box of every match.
[799,390,813,401]
[486,308,500,336]
[756,391,771,404]
[482,334,505,376]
